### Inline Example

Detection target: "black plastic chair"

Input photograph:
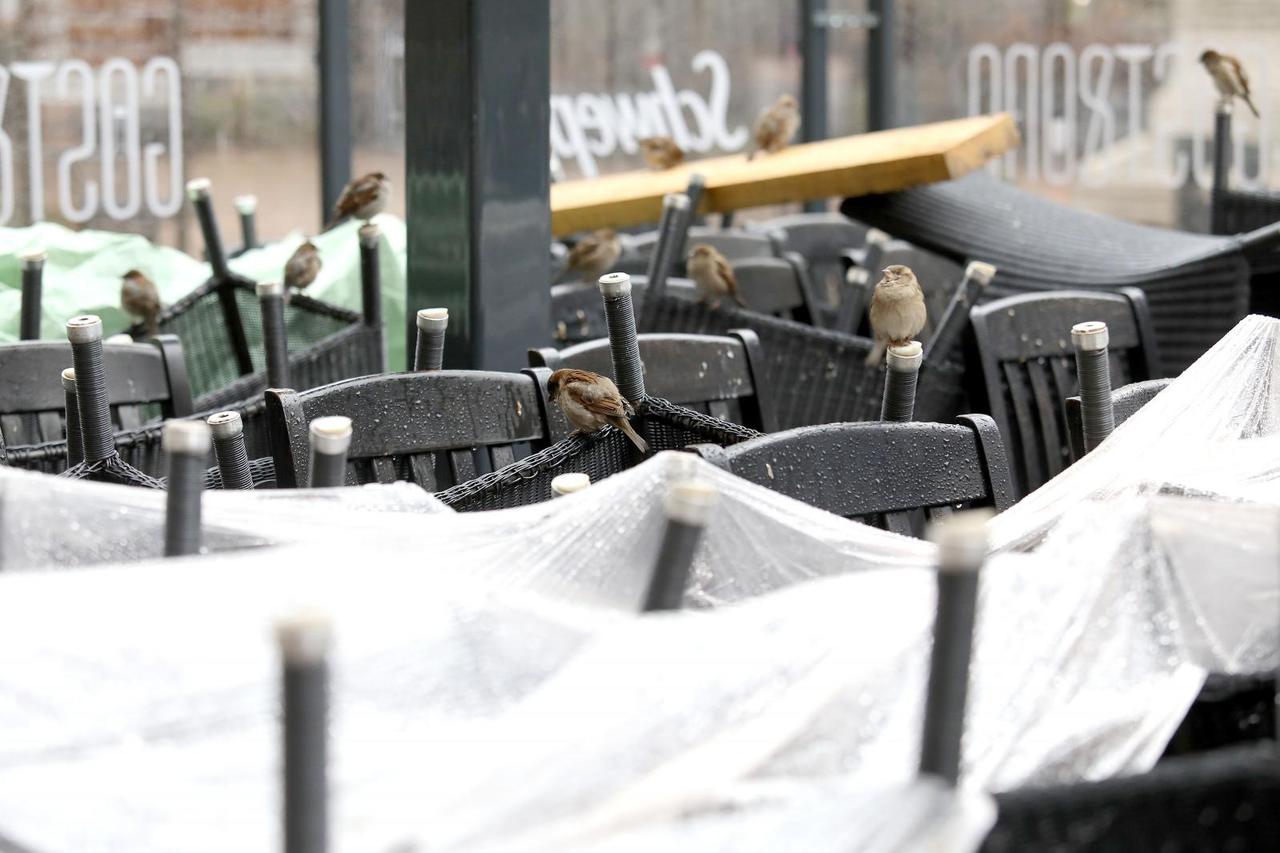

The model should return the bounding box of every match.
[691,415,1012,537]
[615,227,776,277]
[732,255,822,324]
[550,277,698,345]
[968,288,1161,498]
[755,212,868,315]
[983,742,1280,853]
[264,369,555,490]
[0,336,192,473]
[1065,378,1173,461]
[842,170,1280,372]
[529,330,776,433]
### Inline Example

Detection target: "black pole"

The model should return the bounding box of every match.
[1210,105,1232,235]
[235,195,259,254]
[867,0,896,131]
[358,224,382,329]
[19,248,44,340]
[61,368,83,467]
[922,261,996,363]
[66,315,115,464]
[643,481,717,612]
[1072,321,1114,452]
[208,411,254,490]
[277,611,331,853]
[162,420,209,557]
[919,510,988,786]
[258,281,291,389]
[880,341,922,422]
[644,193,689,303]
[678,174,706,258]
[186,178,230,280]
[405,0,550,371]
[800,0,828,213]
[598,273,646,404]
[318,0,352,222]
[308,416,352,488]
[413,308,448,372]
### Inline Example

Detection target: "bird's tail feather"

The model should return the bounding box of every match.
[321,214,346,233]
[1244,94,1261,118]
[615,418,650,454]
[746,148,757,161]
[864,340,887,367]
[733,293,747,308]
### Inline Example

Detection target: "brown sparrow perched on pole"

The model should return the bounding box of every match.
[1199,50,1260,118]
[325,171,391,230]
[120,269,162,334]
[565,229,622,282]
[866,264,926,366]
[638,136,684,170]
[548,368,649,453]
[747,94,800,160]
[284,240,322,291]
[686,243,746,309]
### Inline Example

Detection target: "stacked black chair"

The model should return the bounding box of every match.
[967,288,1161,498]
[135,179,384,412]
[550,276,697,345]
[438,274,762,512]
[1064,378,1173,461]
[618,226,776,277]
[1208,105,1280,235]
[984,741,1280,852]
[0,337,192,476]
[842,171,1280,371]
[635,288,968,431]
[530,330,776,432]
[264,369,555,490]
[691,415,1012,537]
[732,255,823,325]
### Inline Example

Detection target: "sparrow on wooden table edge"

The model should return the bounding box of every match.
[747,94,800,161]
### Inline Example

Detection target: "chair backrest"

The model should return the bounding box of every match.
[0,336,192,448]
[968,288,1162,497]
[1064,377,1173,461]
[733,255,819,324]
[759,212,868,307]
[529,330,776,433]
[550,277,698,345]
[617,227,777,278]
[691,415,1012,537]
[265,368,554,489]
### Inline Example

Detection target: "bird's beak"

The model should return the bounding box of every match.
[881,268,890,275]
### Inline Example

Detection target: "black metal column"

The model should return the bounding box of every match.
[405,0,551,371]
[318,0,353,221]
[800,0,829,213]
[868,0,896,131]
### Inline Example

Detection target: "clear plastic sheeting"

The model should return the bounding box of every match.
[0,316,1276,850]
[989,314,1280,550]
[0,466,449,570]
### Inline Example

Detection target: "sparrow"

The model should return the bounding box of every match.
[686,243,746,309]
[1199,50,1260,118]
[747,94,800,161]
[866,264,926,366]
[120,269,161,334]
[284,240,322,291]
[325,171,390,230]
[564,228,621,282]
[638,136,684,170]
[547,368,649,454]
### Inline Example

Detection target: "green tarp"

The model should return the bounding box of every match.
[0,216,409,371]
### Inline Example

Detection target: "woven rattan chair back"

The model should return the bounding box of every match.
[265,368,554,489]
[692,415,1012,537]
[529,330,776,432]
[968,288,1161,497]
[0,336,192,453]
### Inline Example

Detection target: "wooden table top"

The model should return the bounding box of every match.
[550,113,1019,236]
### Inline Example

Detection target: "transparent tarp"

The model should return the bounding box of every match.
[0,315,1276,850]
